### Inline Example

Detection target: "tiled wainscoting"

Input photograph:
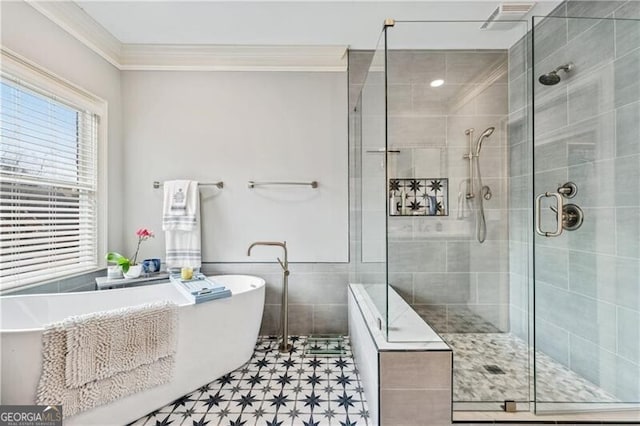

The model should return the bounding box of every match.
[0,268,106,295]
[1,263,351,337]
[379,351,452,426]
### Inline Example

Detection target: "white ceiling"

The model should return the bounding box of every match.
[75,1,562,49]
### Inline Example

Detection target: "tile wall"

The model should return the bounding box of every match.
[508,0,640,402]
[201,263,350,336]
[3,262,351,336]
[2,269,106,295]
[350,49,513,334]
[379,351,452,426]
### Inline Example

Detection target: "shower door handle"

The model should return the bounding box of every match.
[535,192,564,237]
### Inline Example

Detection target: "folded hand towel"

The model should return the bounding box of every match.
[163,180,198,231]
[164,180,202,269]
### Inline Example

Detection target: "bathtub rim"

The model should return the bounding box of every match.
[0,274,265,333]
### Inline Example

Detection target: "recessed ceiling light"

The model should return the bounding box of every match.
[430,79,444,87]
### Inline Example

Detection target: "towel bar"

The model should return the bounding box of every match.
[153,181,223,189]
[365,149,401,153]
[248,181,318,189]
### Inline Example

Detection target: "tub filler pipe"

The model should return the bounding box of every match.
[247,240,291,352]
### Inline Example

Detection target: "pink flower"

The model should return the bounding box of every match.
[136,228,153,238]
[131,228,154,264]
[107,228,155,267]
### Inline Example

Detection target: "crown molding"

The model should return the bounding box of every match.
[119,44,348,71]
[26,1,348,72]
[26,0,122,68]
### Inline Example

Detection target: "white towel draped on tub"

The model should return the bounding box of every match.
[163,180,202,269]
[36,301,178,418]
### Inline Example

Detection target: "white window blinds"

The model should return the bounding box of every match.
[0,75,99,289]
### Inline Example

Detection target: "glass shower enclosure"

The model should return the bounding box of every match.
[532,14,640,413]
[351,11,640,418]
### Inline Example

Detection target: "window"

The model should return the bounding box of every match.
[1,63,102,290]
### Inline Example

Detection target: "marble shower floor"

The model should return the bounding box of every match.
[130,336,370,426]
[442,333,619,404]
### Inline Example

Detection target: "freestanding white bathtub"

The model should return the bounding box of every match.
[0,275,265,425]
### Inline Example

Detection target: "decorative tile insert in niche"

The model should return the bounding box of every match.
[389,178,448,216]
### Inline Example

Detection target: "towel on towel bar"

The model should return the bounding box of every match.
[163,180,197,231]
[163,180,202,269]
[36,301,178,418]
[165,230,202,269]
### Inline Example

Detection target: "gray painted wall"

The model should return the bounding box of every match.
[2,4,352,336]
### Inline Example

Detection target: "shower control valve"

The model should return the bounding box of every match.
[557,181,578,198]
[550,204,584,232]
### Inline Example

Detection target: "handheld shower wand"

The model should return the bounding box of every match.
[474,127,494,243]
[463,127,495,243]
[475,126,495,155]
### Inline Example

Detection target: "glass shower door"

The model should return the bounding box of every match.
[356,32,389,332]
[532,15,640,413]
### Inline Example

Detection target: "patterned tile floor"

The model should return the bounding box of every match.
[443,333,619,404]
[130,336,370,426]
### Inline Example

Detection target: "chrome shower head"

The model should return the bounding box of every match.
[539,63,574,86]
[475,126,495,155]
[539,71,561,85]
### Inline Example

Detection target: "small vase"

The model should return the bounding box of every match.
[107,265,123,280]
[142,258,161,273]
[123,264,142,279]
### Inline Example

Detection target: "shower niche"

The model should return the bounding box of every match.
[388,178,448,216]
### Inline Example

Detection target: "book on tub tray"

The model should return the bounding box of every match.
[170,273,232,304]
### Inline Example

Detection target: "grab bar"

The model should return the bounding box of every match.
[153,181,224,189]
[248,181,318,189]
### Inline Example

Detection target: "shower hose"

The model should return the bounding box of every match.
[474,155,491,243]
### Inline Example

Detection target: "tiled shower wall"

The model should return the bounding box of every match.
[508,0,640,401]
[350,49,512,333]
[386,50,511,333]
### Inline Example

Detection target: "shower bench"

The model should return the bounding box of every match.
[348,284,453,426]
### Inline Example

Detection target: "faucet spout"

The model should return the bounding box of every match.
[248,240,286,254]
[247,241,288,270]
